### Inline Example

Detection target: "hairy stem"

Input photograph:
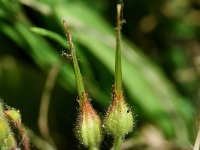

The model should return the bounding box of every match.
[113,136,122,150]
[89,146,99,150]
[63,20,86,105]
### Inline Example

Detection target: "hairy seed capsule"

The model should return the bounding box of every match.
[76,92,102,148]
[104,85,134,137]
[2,134,16,149]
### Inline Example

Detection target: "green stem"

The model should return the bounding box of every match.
[113,136,122,150]
[115,4,122,95]
[63,20,86,104]
[89,146,99,150]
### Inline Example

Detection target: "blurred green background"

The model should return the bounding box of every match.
[0,0,199,149]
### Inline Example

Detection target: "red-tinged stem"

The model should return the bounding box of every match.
[63,20,86,105]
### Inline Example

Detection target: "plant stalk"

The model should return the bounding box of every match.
[63,20,86,105]
[38,63,60,147]
[89,146,99,150]
[113,136,122,150]
[115,4,122,95]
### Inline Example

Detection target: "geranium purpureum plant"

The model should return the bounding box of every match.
[63,21,102,150]
[104,3,134,150]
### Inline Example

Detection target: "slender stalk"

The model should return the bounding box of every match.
[113,136,122,150]
[38,63,60,147]
[115,4,122,95]
[63,20,86,105]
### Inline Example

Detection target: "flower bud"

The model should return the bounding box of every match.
[76,92,102,148]
[104,85,134,137]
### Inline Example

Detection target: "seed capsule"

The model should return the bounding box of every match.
[76,92,102,148]
[2,134,16,149]
[104,85,133,137]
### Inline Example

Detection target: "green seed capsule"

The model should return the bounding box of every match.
[76,93,102,148]
[1,134,16,150]
[104,86,134,137]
